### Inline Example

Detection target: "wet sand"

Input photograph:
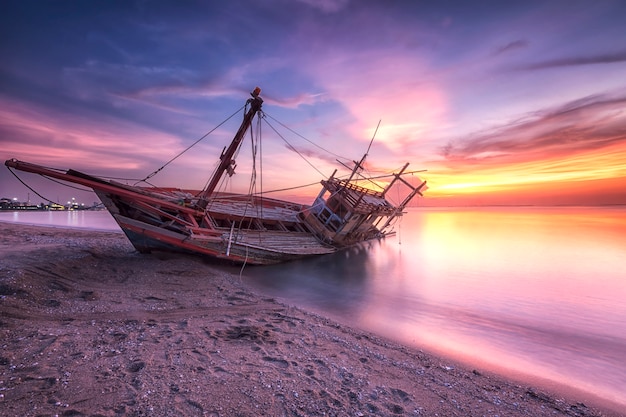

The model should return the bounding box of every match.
[0,222,620,416]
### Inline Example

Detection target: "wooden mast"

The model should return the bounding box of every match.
[196,87,263,210]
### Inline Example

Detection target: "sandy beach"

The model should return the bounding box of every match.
[0,221,620,416]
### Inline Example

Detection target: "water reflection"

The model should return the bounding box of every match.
[0,210,119,231]
[242,207,626,408]
[242,242,379,316]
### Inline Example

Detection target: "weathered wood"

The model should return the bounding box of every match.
[4,89,424,265]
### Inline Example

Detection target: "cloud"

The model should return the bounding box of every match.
[515,49,626,70]
[263,92,327,109]
[492,40,529,56]
[295,0,350,13]
[441,92,626,166]
[293,45,448,152]
[0,97,184,174]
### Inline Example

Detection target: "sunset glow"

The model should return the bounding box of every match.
[425,141,626,205]
[1,1,625,206]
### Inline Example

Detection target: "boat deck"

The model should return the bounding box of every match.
[206,197,304,223]
[232,230,335,255]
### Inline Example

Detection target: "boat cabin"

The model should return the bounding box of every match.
[300,174,398,246]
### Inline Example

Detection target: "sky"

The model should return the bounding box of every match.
[1,0,625,207]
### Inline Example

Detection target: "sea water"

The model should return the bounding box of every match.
[241,206,626,409]
[2,207,625,408]
[0,210,120,231]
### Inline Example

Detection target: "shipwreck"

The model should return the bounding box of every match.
[5,87,427,265]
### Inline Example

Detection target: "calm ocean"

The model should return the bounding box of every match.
[2,207,625,409]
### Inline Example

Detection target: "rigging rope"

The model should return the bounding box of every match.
[136,103,247,185]
[228,168,426,198]
[6,168,102,207]
[6,97,426,219]
[262,117,328,178]
[7,168,55,203]
[200,104,259,212]
[264,112,349,161]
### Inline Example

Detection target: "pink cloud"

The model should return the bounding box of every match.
[299,49,448,158]
[0,98,187,175]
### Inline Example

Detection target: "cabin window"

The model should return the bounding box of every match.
[327,195,340,211]
[317,207,341,232]
[311,197,326,215]
[328,217,341,232]
[327,196,349,219]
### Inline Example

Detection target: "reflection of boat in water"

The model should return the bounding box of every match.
[5,87,426,265]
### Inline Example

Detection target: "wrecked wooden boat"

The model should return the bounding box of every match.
[5,87,427,265]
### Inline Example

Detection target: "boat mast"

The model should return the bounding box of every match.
[196,87,263,210]
[346,120,379,183]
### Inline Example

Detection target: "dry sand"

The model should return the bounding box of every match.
[0,221,620,416]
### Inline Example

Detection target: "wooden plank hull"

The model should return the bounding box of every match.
[113,213,336,265]
[92,188,337,265]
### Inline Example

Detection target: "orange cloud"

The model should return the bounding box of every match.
[422,92,626,206]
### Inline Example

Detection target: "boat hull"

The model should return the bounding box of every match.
[112,212,336,265]
[91,185,337,265]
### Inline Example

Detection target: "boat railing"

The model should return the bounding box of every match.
[323,179,397,215]
[330,178,384,198]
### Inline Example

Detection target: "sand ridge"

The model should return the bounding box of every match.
[0,222,616,416]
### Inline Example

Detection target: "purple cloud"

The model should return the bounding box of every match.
[516,50,626,70]
[492,40,529,56]
[441,92,626,165]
